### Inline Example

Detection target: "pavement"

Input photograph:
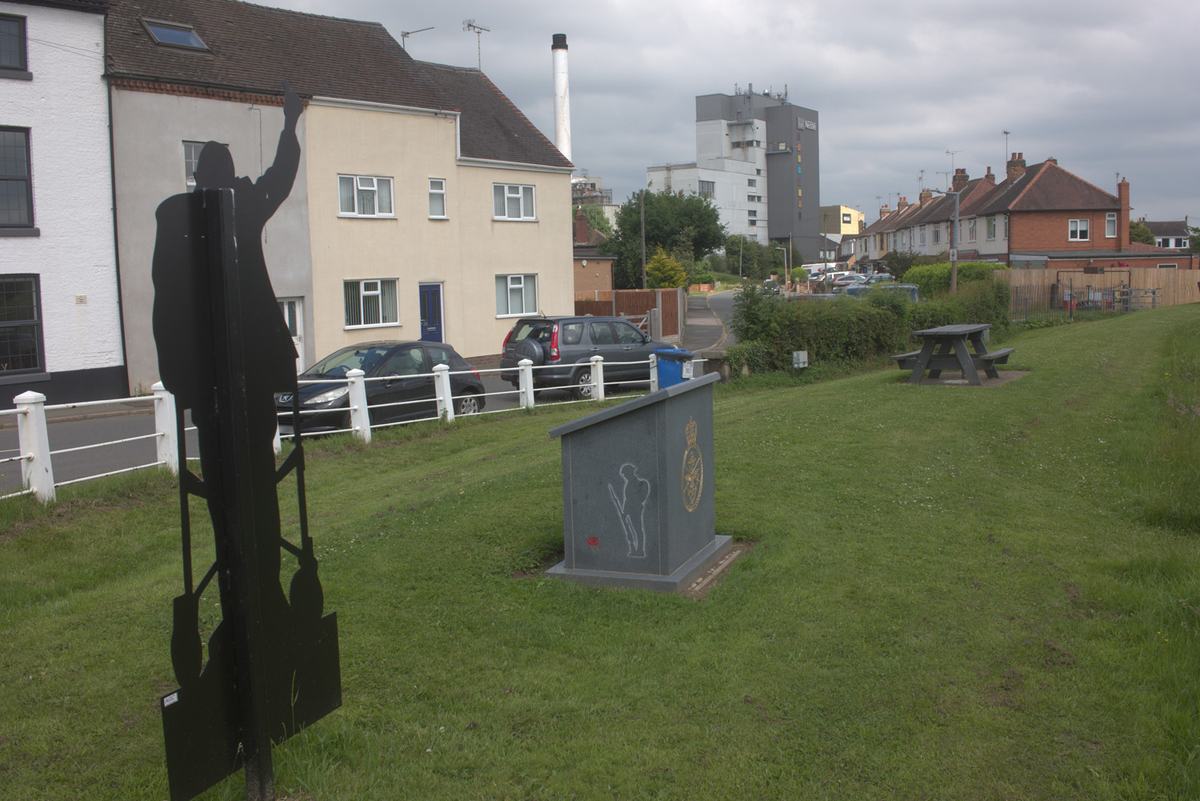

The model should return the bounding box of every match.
[681,291,732,354]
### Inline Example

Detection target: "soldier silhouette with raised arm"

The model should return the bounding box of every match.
[152,81,339,801]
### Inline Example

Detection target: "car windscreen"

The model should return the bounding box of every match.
[304,346,392,378]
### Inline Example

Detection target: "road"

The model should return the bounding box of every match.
[2,299,734,498]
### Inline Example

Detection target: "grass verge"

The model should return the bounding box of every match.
[1,305,1198,800]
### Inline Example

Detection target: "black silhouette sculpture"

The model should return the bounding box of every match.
[152,81,340,801]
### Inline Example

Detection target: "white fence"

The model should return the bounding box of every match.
[4,354,696,504]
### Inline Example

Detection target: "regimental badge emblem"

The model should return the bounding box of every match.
[681,417,703,512]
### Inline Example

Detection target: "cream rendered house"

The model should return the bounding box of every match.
[305,62,573,361]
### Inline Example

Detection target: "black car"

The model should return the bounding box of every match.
[276,341,484,433]
[499,316,670,399]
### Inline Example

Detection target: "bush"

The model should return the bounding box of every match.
[723,341,772,376]
[903,261,1008,297]
[730,285,782,343]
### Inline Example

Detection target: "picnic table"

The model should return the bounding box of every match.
[891,323,1014,386]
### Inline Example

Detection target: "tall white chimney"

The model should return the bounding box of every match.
[552,33,571,162]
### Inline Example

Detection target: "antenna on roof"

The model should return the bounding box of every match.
[936,171,950,190]
[401,26,434,50]
[946,149,962,173]
[463,19,490,69]
[1003,130,1011,163]
[918,169,925,191]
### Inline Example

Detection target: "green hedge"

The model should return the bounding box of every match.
[727,279,1012,375]
[903,261,1009,297]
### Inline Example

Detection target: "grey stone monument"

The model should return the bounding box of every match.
[547,372,731,592]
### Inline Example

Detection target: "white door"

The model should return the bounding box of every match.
[278,297,304,372]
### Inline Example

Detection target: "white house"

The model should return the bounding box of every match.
[1,0,126,406]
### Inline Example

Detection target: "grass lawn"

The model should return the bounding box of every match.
[2,304,1198,800]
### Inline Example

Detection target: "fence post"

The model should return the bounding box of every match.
[590,355,605,402]
[433,363,454,422]
[14,390,54,503]
[518,359,535,409]
[650,307,663,340]
[649,353,659,393]
[152,382,178,475]
[346,369,371,443]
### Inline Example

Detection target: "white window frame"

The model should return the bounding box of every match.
[183,141,205,192]
[343,278,399,329]
[933,225,941,245]
[986,216,996,240]
[338,174,394,218]
[1106,212,1117,238]
[428,178,447,219]
[1157,263,1178,269]
[1068,218,1089,241]
[495,274,538,317]
[493,184,536,221]
[968,218,977,243]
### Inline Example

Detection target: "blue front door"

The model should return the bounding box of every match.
[419,284,443,342]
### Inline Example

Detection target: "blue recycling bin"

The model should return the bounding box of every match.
[653,349,693,388]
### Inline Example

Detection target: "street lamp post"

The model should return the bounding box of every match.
[773,245,790,294]
[931,188,961,294]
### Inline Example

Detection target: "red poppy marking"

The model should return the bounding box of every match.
[586,537,599,547]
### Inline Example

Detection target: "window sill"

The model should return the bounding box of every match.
[0,69,32,81]
[0,227,40,237]
[0,371,48,386]
[428,216,449,221]
[337,214,396,220]
[496,313,531,319]
[493,218,538,223]
[344,322,401,331]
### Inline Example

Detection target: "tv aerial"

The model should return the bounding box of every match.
[400,26,433,50]
[463,19,490,69]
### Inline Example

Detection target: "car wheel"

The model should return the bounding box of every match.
[571,368,593,400]
[456,391,482,416]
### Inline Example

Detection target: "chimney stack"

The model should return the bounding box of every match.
[552,34,571,162]
[1006,152,1026,183]
[919,189,932,204]
[952,168,969,192]
[897,196,909,211]
[574,208,589,244]
[984,166,995,184]
[1117,179,1130,251]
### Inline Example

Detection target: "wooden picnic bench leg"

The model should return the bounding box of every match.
[926,340,953,379]
[909,339,936,384]
[953,338,983,385]
[969,333,1001,379]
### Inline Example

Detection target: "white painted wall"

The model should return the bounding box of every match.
[0,3,123,381]
[110,90,313,392]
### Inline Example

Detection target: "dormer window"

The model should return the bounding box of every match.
[142,19,207,51]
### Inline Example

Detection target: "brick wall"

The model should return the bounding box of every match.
[1010,210,1122,253]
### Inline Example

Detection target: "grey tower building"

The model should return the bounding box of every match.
[648,86,820,257]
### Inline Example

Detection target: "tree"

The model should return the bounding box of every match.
[1129,220,1154,245]
[1190,225,1200,254]
[573,203,612,239]
[601,190,725,289]
[646,246,688,288]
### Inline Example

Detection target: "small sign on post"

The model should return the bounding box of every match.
[792,351,808,370]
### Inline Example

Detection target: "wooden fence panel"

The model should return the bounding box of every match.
[1000,267,1200,309]
[573,288,684,338]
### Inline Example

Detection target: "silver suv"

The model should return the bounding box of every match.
[499,316,670,399]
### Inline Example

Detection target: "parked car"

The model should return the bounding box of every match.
[276,341,484,433]
[865,273,895,284]
[841,282,921,301]
[762,279,781,294]
[832,272,868,288]
[499,316,670,399]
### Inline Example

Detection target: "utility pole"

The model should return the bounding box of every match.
[640,189,647,290]
[932,188,961,293]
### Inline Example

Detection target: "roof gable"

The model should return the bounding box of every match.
[105,0,451,111]
[978,161,1118,215]
[418,61,572,170]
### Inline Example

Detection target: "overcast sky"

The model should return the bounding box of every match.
[271,0,1198,224]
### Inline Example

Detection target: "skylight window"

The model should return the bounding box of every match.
[142,19,207,50]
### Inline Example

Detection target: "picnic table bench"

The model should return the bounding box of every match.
[892,324,1013,386]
